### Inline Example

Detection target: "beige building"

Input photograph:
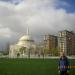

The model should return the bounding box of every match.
[43,35,58,56]
[58,30,75,56]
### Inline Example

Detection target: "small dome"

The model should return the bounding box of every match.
[19,35,30,41]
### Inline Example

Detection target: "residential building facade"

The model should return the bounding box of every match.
[58,30,75,56]
[43,35,58,56]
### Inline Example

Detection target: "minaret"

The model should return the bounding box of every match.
[26,26,29,35]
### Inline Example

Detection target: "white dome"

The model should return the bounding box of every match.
[17,35,34,46]
[19,35,30,41]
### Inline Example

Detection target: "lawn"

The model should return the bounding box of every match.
[0,58,75,75]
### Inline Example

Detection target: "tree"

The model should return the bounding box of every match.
[52,47,59,56]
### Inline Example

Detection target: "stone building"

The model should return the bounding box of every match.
[43,35,58,56]
[58,30,75,56]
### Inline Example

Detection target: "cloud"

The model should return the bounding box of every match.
[0,27,12,38]
[0,0,75,49]
[0,0,23,4]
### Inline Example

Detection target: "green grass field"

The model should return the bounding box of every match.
[0,58,75,75]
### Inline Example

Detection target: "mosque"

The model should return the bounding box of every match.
[9,27,36,58]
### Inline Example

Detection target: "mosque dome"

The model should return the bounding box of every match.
[19,35,30,41]
[17,35,34,46]
[17,26,34,46]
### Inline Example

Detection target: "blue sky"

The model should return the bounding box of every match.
[57,0,75,13]
[0,0,75,13]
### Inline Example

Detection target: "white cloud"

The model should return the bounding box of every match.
[0,27,12,38]
[0,0,75,43]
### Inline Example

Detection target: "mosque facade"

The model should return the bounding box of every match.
[9,27,36,58]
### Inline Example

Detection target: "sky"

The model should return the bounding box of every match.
[0,0,75,50]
